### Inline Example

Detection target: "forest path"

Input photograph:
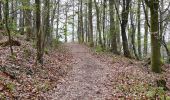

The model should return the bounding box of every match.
[49,43,115,100]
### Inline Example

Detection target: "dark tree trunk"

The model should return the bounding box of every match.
[80,0,84,43]
[102,0,106,48]
[137,0,141,58]
[35,0,43,64]
[121,0,131,58]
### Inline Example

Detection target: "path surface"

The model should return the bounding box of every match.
[49,43,115,100]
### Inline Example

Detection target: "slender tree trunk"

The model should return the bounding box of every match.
[0,1,3,29]
[14,1,18,26]
[102,0,106,48]
[130,6,139,59]
[80,0,84,43]
[11,0,14,22]
[5,0,13,55]
[85,3,88,43]
[50,0,57,42]
[144,6,148,57]
[88,0,94,46]
[56,0,60,39]
[115,0,121,53]
[42,0,50,52]
[64,11,68,43]
[35,0,43,64]
[160,0,170,62]
[94,0,102,47]
[72,0,75,42]
[19,1,24,35]
[77,2,81,43]
[44,0,50,43]
[24,0,32,41]
[137,0,141,58]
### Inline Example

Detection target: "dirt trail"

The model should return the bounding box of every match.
[48,43,115,100]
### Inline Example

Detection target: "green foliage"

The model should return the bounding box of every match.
[44,48,49,54]
[167,42,170,50]
[36,81,50,92]
[160,57,165,65]
[95,45,103,52]
[0,93,5,100]
[6,82,15,92]
[52,39,61,48]
[146,86,170,99]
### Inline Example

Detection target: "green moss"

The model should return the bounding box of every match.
[150,0,161,73]
[6,82,15,92]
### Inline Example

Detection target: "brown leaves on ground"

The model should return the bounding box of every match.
[0,36,73,99]
[1,36,170,99]
[91,50,170,99]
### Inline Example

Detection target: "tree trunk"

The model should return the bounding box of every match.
[19,1,24,35]
[77,2,81,43]
[5,0,13,55]
[102,0,106,48]
[115,0,121,53]
[130,6,139,59]
[0,1,3,29]
[144,6,148,57]
[94,0,102,47]
[109,0,118,53]
[24,0,32,41]
[43,0,50,48]
[121,0,131,58]
[137,0,141,58]
[56,0,60,40]
[50,0,57,42]
[88,0,94,46]
[35,0,43,64]
[64,11,68,43]
[85,3,88,43]
[145,0,161,73]
[80,0,84,43]
[72,0,75,42]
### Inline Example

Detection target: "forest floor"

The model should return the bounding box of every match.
[1,35,170,99]
[46,43,170,99]
[0,35,73,99]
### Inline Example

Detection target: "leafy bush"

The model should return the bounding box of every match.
[52,39,61,48]
[95,45,103,53]
[146,86,170,100]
